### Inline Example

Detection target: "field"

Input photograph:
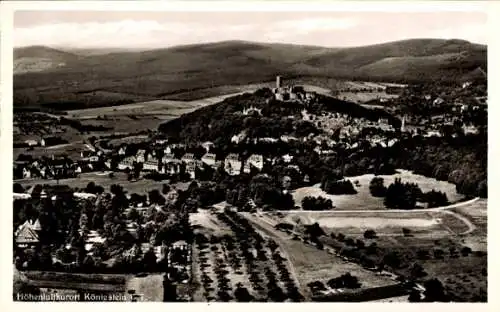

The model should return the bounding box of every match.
[61,92,251,134]
[16,172,189,195]
[263,202,487,302]
[292,169,463,210]
[241,213,399,299]
[451,199,487,251]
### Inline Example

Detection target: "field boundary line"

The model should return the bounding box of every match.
[277,197,480,214]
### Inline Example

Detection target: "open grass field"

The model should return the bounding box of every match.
[337,91,399,104]
[14,141,90,160]
[450,199,487,251]
[16,172,189,195]
[292,169,463,210]
[190,209,234,237]
[66,92,247,119]
[274,210,459,239]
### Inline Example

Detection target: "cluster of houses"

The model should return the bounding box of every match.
[116,142,266,178]
[14,149,106,180]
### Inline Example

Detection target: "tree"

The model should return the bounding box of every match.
[384,178,422,209]
[408,289,422,302]
[149,189,166,206]
[364,229,377,239]
[143,248,157,272]
[433,248,445,259]
[133,161,143,179]
[162,184,170,195]
[301,196,333,211]
[416,249,429,260]
[423,278,448,302]
[321,178,357,195]
[234,284,253,302]
[85,182,96,193]
[336,233,345,242]
[13,183,25,194]
[477,180,487,198]
[369,177,387,197]
[382,251,401,269]
[423,190,449,208]
[127,208,140,222]
[410,263,427,279]
[461,246,472,257]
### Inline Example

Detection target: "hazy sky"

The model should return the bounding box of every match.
[13,11,488,49]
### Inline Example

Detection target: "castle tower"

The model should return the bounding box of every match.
[276,75,281,89]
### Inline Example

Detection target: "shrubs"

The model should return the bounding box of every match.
[321,179,357,195]
[423,190,449,208]
[301,196,333,211]
[327,273,361,289]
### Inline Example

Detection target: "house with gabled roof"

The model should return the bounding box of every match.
[15,219,41,248]
[201,153,217,168]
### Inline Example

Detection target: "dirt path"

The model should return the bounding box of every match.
[440,210,477,235]
[282,197,480,214]
[239,212,308,299]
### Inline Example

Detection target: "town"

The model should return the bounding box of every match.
[13,72,487,302]
[9,8,489,303]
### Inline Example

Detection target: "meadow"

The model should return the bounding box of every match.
[292,169,463,211]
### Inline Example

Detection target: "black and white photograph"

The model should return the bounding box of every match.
[1,0,493,305]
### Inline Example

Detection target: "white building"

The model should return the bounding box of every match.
[25,139,38,147]
[118,146,127,155]
[181,153,195,164]
[201,141,214,152]
[246,154,264,171]
[201,153,217,168]
[231,131,247,144]
[143,158,159,171]
[136,150,146,163]
[282,154,294,163]
[225,154,242,176]
[118,156,136,170]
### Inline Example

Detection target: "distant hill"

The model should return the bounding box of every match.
[303,39,487,81]
[13,39,487,110]
[14,46,81,74]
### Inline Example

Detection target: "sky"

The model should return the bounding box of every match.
[13,10,488,49]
